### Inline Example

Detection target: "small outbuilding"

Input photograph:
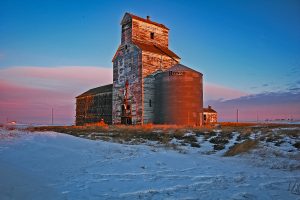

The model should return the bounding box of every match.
[203,105,217,124]
[76,84,112,125]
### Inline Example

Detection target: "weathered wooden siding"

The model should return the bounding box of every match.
[77,13,204,126]
[142,51,179,78]
[204,112,218,124]
[132,19,169,47]
[121,14,132,44]
[76,91,112,125]
[112,43,143,124]
[113,13,184,125]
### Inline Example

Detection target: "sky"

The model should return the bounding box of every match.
[0,0,300,124]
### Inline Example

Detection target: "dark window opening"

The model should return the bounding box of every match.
[149,99,152,107]
[150,32,154,39]
[125,45,127,49]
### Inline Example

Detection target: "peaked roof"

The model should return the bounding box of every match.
[203,107,217,113]
[133,41,180,59]
[126,13,169,30]
[112,41,180,62]
[76,84,113,98]
[167,64,203,75]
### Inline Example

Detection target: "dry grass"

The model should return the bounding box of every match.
[28,124,211,138]
[224,139,259,156]
[277,129,299,138]
[28,125,110,136]
[27,123,299,152]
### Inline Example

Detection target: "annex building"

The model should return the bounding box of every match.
[76,13,208,126]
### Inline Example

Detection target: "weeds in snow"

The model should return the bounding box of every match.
[224,139,259,156]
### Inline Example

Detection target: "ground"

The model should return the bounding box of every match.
[0,125,299,200]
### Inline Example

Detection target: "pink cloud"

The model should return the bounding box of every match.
[0,80,74,124]
[0,66,113,92]
[215,103,300,122]
[0,66,257,124]
[0,66,112,124]
[204,82,247,101]
[206,92,300,121]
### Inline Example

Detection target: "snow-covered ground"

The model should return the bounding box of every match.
[0,128,299,200]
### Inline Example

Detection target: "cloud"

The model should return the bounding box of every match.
[206,91,300,122]
[289,87,300,93]
[0,80,74,124]
[0,66,112,92]
[0,66,112,124]
[4,66,295,124]
[204,82,247,101]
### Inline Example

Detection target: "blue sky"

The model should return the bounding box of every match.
[1,0,299,92]
[0,0,300,123]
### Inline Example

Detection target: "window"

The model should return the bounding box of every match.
[149,99,152,107]
[150,32,154,39]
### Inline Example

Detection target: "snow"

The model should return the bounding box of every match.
[183,132,195,137]
[0,128,299,200]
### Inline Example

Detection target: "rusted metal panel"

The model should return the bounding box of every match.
[143,73,156,124]
[154,64,203,126]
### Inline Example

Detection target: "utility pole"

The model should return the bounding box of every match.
[52,108,54,125]
[236,109,239,123]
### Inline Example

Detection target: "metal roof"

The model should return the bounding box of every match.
[133,41,180,59]
[76,84,113,98]
[127,13,169,30]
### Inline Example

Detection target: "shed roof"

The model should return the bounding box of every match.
[203,107,217,113]
[167,63,203,75]
[112,41,180,62]
[76,84,113,98]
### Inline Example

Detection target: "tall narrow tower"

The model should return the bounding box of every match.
[112,13,180,124]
